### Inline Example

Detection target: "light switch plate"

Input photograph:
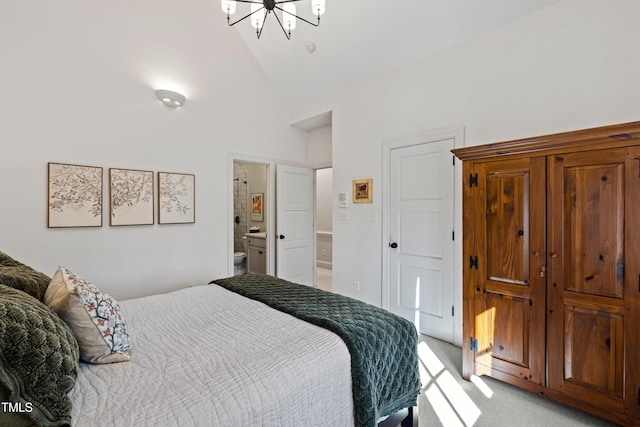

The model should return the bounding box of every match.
[338,191,348,208]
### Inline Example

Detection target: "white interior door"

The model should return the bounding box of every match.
[276,164,314,286]
[389,139,455,342]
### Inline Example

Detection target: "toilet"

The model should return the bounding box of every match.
[234,252,247,275]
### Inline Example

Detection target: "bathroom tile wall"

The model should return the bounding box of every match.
[233,162,248,252]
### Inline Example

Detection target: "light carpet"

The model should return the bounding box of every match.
[416,335,620,427]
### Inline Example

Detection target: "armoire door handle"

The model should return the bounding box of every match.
[540,266,548,277]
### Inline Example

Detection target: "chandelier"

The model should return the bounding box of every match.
[221,0,326,40]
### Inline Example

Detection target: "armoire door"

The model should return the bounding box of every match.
[547,148,640,415]
[471,157,546,384]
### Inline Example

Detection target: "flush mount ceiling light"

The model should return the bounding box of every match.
[155,89,186,108]
[221,0,325,40]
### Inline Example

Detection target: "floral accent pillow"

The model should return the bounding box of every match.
[44,266,131,364]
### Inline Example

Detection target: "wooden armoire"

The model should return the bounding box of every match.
[452,121,640,425]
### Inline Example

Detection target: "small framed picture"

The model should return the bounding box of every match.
[158,172,195,224]
[48,162,103,228]
[251,192,264,221]
[352,178,373,203]
[109,168,154,226]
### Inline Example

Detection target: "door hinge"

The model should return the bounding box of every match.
[452,230,455,241]
[470,256,479,270]
[452,306,454,316]
[469,173,478,187]
[452,156,456,166]
[469,337,478,352]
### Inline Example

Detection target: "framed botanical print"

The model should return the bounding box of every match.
[48,162,103,228]
[158,172,195,224]
[353,178,373,203]
[109,168,154,226]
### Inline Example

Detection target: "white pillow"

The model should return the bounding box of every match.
[45,266,131,364]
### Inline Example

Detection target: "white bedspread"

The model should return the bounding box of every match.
[69,284,354,426]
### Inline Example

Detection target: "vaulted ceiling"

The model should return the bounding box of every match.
[228,0,563,110]
[4,0,562,124]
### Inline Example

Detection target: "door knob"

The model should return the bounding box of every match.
[279,234,285,240]
[389,242,398,249]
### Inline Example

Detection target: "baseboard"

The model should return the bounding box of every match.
[317,261,332,269]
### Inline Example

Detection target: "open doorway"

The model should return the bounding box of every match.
[315,167,333,291]
[230,159,272,277]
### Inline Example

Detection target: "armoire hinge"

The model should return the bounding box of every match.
[470,256,479,270]
[469,337,478,352]
[637,388,640,406]
[469,173,478,187]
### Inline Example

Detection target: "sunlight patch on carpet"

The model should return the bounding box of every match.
[426,383,465,427]
[438,371,481,425]
[419,340,482,426]
[471,374,494,398]
[418,341,445,377]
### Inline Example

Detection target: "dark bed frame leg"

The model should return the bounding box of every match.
[401,406,415,427]
[378,406,416,427]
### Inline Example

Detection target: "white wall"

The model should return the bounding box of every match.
[309,125,333,268]
[315,168,333,233]
[0,0,307,300]
[290,0,640,343]
[316,168,333,268]
[307,125,333,167]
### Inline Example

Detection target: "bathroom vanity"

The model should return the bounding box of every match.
[246,233,267,274]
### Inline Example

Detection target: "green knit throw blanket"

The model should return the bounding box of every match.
[212,273,421,427]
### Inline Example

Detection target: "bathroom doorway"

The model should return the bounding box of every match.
[233,161,269,276]
[315,167,333,291]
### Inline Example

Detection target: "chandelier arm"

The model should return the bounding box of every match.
[271,8,292,40]
[274,5,320,27]
[234,0,263,3]
[256,9,268,39]
[274,0,303,3]
[227,6,265,27]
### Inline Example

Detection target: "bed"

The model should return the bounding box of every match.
[0,252,420,427]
